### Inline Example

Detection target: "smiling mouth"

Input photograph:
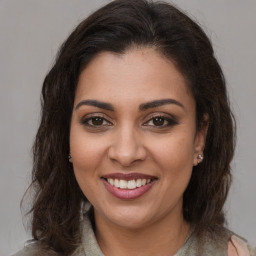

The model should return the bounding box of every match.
[104,178,153,190]
[102,174,157,199]
[101,173,157,199]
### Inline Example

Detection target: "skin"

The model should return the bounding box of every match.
[69,47,208,255]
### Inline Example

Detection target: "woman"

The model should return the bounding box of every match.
[15,0,255,255]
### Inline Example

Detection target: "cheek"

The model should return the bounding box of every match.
[72,139,103,170]
[148,132,195,197]
[150,134,195,172]
[70,124,107,168]
[69,125,107,191]
[160,139,194,196]
[70,136,106,204]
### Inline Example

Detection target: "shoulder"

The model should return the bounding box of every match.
[11,242,58,256]
[203,227,256,256]
[205,227,255,256]
[11,244,39,256]
[228,235,256,256]
[176,226,255,256]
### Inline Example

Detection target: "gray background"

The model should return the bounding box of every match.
[0,0,255,255]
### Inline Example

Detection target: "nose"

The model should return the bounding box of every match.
[108,126,147,167]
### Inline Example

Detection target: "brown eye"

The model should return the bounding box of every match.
[144,115,178,128]
[152,117,165,126]
[81,115,112,128]
[91,117,104,126]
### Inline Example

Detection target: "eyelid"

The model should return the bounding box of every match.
[145,112,177,121]
[146,112,176,119]
[80,113,113,126]
[143,113,178,127]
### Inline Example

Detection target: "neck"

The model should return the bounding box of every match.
[94,211,190,256]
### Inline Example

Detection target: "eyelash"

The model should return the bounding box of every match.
[143,114,178,128]
[81,114,112,127]
[81,114,178,129]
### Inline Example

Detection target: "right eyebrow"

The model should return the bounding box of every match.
[75,100,115,111]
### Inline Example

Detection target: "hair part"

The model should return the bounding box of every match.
[24,0,236,254]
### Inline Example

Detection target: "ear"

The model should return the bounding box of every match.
[193,115,209,166]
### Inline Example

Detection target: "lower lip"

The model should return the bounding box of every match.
[102,179,156,200]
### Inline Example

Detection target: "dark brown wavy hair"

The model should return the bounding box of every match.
[23,0,236,254]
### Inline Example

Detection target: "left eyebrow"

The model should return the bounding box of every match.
[139,99,185,111]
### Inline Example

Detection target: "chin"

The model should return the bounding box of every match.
[112,215,151,230]
[97,205,155,230]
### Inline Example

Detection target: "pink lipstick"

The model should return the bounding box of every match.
[101,173,157,200]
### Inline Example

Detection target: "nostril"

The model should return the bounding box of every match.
[108,142,147,167]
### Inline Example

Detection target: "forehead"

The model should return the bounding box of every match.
[75,48,194,109]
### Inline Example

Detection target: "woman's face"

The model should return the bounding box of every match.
[70,47,206,229]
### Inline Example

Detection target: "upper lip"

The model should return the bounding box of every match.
[101,173,157,181]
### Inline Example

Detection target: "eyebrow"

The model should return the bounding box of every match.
[139,99,184,111]
[75,98,185,111]
[75,100,114,111]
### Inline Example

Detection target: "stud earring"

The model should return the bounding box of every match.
[197,154,204,164]
[68,154,72,159]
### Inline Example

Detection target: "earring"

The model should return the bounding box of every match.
[68,154,72,159]
[197,154,204,164]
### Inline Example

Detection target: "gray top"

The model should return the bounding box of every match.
[13,213,251,256]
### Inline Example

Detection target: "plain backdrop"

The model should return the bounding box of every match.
[0,0,255,255]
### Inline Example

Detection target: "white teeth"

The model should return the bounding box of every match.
[106,178,152,189]
[127,180,136,189]
[136,179,142,187]
[114,179,119,187]
[119,180,128,189]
